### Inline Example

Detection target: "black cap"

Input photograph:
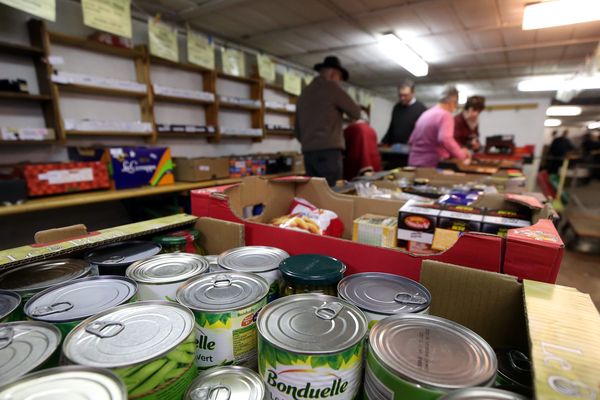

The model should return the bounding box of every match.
[314,56,349,81]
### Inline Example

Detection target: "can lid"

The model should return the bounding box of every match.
[218,246,289,273]
[0,290,20,320]
[257,294,367,354]
[495,348,532,389]
[24,276,137,323]
[84,241,162,267]
[369,314,497,390]
[63,301,194,368]
[0,259,91,295]
[186,366,264,400]
[154,229,199,246]
[0,321,61,386]
[278,254,346,285]
[439,388,527,400]
[338,273,431,315]
[126,253,209,284]
[177,272,268,312]
[0,366,127,400]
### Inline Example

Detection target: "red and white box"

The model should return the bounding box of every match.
[23,162,110,197]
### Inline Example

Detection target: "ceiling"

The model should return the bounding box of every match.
[135,0,600,104]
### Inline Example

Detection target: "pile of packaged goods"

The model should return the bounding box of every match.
[0,236,534,399]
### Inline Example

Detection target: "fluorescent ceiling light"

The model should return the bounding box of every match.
[522,0,600,30]
[588,121,600,129]
[518,75,600,92]
[546,106,582,116]
[378,33,429,77]
[545,118,562,127]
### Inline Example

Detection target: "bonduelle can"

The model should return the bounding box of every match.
[23,276,137,338]
[0,290,20,322]
[185,366,265,400]
[177,272,269,370]
[218,246,289,303]
[365,314,497,400]
[126,253,209,301]
[84,241,162,276]
[0,321,62,386]
[439,387,528,399]
[0,366,127,400]
[257,294,368,400]
[338,272,431,329]
[62,301,198,399]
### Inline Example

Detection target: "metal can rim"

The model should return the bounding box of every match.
[217,246,289,273]
[186,366,265,400]
[0,259,91,294]
[84,241,162,267]
[0,289,21,320]
[126,253,209,284]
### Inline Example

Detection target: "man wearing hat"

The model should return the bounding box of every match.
[295,55,361,186]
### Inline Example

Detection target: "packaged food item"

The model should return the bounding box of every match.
[257,294,368,400]
[271,197,344,237]
[176,272,269,370]
[22,162,110,197]
[482,209,530,238]
[0,321,62,386]
[438,205,484,233]
[352,214,398,248]
[107,147,174,190]
[397,199,442,245]
[62,301,197,399]
[84,241,162,276]
[0,290,20,322]
[185,366,264,400]
[279,254,346,296]
[154,229,205,255]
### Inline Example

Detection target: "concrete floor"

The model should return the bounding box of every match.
[556,250,600,311]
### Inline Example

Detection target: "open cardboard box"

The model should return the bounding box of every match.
[191,176,564,283]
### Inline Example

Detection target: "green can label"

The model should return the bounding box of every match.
[259,338,363,400]
[130,360,198,400]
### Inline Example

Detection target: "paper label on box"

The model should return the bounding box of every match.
[397,229,434,244]
[439,210,483,222]
[38,168,94,185]
[198,165,210,172]
[483,215,530,227]
[1,128,19,141]
[48,55,64,65]
[400,205,440,217]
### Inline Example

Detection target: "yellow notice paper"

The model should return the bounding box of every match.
[81,0,132,38]
[149,18,178,62]
[303,75,314,86]
[187,27,214,69]
[257,54,275,82]
[347,86,358,103]
[222,48,245,77]
[283,71,301,96]
[359,91,373,108]
[0,0,55,21]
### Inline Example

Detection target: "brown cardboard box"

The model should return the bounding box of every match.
[173,157,230,182]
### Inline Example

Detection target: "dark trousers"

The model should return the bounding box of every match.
[303,149,343,186]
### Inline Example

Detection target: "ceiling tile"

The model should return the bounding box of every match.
[453,0,499,28]
[536,26,575,43]
[507,49,534,63]
[501,27,536,47]
[496,0,527,26]
[469,30,504,49]
[414,2,463,33]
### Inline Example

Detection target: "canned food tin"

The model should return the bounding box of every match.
[177,272,269,370]
[0,259,92,302]
[154,229,205,255]
[0,321,61,386]
[0,366,127,400]
[0,290,20,322]
[338,272,431,329]
[24,276,138,337]
[206,255,223,272]
[185,366,265,400]
[495,348,533,398]
[279,254,346,296]
[257,294,368,400]
[85,241,162,276]
[439,387,528,399]
[62,301,197,399]
[218,246,289,302]
[127,253,209,301]
[365,314,497,400]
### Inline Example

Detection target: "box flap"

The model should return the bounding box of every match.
[508,219,564,248]
[195,217,244,254]
[523,280,600,399]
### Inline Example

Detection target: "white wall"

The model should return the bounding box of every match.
[370,96,395,141]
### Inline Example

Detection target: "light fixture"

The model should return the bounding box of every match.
[588,121,600,129]
[546,106,582,116]
[522,0,600,30]
[378,33,429,77]
[518,75,600,92]
[545,118,562,127]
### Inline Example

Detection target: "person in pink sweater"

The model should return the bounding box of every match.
[408,86,470,167]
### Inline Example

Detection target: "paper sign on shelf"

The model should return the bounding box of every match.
[283,71,301,96]
[81,0,132,39]
[303,75,314,86]
[359,90,373,108]
[1,0,55,21]
[222,48,245,77]
[187,27,214,70]
[257,54,276,82]
[149,17,179,62]
[347,86,358,103]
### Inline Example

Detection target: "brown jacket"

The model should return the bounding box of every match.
[295,76,361,152]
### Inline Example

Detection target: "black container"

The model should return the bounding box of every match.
[84,241,161,276]
[495,348,533,398]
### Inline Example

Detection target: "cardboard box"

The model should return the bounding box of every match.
[107,147,174,190]
[397,199,442,244]
[173,157,230,182]
[352,214,397,248]
[23,162,110,197]
[229,157,253,178]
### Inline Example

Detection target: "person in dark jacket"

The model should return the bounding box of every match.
[295,56,361,186]
[381,79,427,145]
[454,95,485,151]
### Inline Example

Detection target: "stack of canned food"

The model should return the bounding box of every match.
[0,236,532,399]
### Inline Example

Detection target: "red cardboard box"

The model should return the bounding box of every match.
[23,162,110,197]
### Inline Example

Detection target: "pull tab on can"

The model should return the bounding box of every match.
[85,321,125,338]
[394,292,428,305]
[315,302,343,320]
[0,327,14,350]
[31,301,74,317]
[191,385,231,400]
[213,275,232,288]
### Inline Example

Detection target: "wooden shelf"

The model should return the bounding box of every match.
[264,83,286,93]
[0,92,52,101]
[0,41,44,56]
[220,134,263,141]
[150,56,212,73]
[49,32,142,59]
[265,130,295,137]
[219,103,261,112]
[66,130,153,137]
[57,83,148,99]
[157,131,216,138]
[264,107,295,115]
[0,140,56,146]
[154,94,214,106]
[217,72,259,84]
[0,172,302,217]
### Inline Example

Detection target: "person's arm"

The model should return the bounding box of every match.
[438,113,467,160]
[335,85,361,120]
